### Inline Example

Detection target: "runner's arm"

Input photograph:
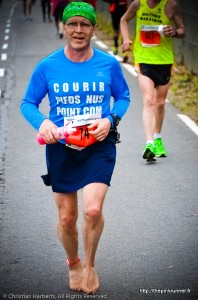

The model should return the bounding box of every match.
[120,0,139,51]
[172,1,185,38]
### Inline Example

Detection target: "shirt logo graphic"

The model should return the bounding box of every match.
[97,72,104,77]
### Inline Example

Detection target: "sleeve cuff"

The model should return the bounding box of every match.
[106,115,114,127]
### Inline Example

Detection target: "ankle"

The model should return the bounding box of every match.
[146,140,154,145]
[154,133,162,139]
[66,257,80,268]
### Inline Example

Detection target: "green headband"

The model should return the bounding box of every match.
[62,2,96,25]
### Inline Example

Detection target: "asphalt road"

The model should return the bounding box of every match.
[0,1,198,300]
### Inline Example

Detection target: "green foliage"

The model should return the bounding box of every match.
[169,67,198,124]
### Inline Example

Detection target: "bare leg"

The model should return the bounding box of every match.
[54,192,83,291]
[138,73,156,141]
[82,183,108,294]
[154,83,169,133]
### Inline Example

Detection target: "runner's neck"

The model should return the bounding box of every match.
[64,46,94,62]
[147,0,161,9]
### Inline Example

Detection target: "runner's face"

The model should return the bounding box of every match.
[64,17,95,50]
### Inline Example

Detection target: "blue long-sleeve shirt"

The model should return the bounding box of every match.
[20,48,130,132]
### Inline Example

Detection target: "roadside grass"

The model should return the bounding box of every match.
[95,14,198,125]
[169,67,198,125]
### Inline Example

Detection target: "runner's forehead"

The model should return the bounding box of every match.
[66,16,92,24]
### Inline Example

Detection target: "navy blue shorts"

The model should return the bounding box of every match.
[41,133,116,193]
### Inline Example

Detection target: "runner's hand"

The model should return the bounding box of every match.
[163,25,177,37]
[38,119,59,144]
[121,40,132,52]
[88,118,111,141]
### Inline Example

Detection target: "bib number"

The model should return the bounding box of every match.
[140,25,161,47]
[66,124,97,149]
[64,114,100,151]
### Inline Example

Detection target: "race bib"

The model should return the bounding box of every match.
[140,25,161,47]
[64,114,101,151]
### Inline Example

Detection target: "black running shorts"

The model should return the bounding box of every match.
[137,63,174,87]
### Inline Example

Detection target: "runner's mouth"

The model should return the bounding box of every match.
[73,36,84,40]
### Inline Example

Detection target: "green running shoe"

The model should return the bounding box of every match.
[154,138,167,157]
[113,47,118,55]
[142,143,156,161]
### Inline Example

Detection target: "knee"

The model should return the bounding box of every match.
[59,212,77,230]
[156,100,165,111]
[84,206,102,223]
[144,95,154,108]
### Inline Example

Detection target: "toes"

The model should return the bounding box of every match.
[68,266,83,291]
[82,267,99,294]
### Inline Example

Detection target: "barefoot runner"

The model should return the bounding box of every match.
[20,1,130,294]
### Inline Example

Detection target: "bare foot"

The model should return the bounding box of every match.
[69,263,83,291]
[82,267,99,294]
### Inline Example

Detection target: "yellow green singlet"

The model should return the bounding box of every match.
[134,0,174,64]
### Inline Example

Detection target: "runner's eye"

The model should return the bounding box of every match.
[80,22,92,29]
[66,22,93,30]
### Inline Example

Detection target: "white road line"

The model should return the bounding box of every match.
[1,53,7,61]
[2,44,8,50]
[94,37,138,76]
[177,114,198,137]
[95,40,109,50]
[122,63,138,78]
[0,68,5,77]
[0,1,20,100]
